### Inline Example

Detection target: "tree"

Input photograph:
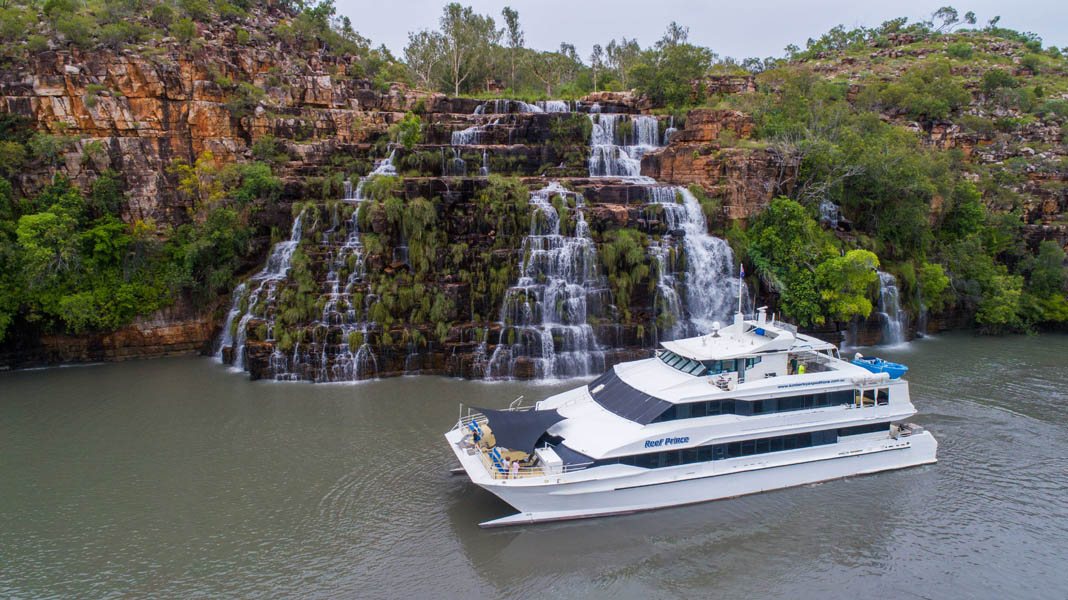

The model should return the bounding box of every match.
[404,29,444,91]
[439,3,498,96]
[814,249,880,321]
[558,42,581,89]
[657,21,689,49]
[631,37,715,107]
[918,262,951,313]
[605,37,640,90]
[1029,241,1067,297]
[501,6,522,91]
[529,51,567,96]
[932,7,959,33]
[589,44,604,91]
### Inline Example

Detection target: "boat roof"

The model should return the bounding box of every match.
[660,317,836,361]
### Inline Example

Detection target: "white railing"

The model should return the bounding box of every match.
[454,402,589,480]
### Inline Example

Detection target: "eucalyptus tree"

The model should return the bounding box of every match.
[529,50,567,95]
[605,37,640,90]
[589,44,604,91]
[439,3,499,95]
[501,6,523,91]
[404,29,445,91]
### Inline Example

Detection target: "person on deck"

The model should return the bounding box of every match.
[510,459,520,479]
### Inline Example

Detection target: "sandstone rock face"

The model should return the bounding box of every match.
[691,75,757,100]
[0,301,216,368]
[641,109,799,219]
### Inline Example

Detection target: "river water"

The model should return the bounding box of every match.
[2,332,1067,599]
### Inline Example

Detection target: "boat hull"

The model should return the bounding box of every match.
[470,431,938,527]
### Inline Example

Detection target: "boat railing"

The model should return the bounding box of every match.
[772,320,798,335]
[475,449,589,479]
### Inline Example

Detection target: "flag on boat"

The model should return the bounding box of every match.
[740,264,745,278]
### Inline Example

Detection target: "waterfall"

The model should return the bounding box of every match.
[487,182,608,379]
[354,150,396,199]
[444,148,466,176]
[478,150,489,176]
[536,100,570,112]
[217,210,306,370]
[588,114,661,179]
[819,199,840,228]
[474,99,542,114]
[648,187,745,338]
[663,116,677,145]
[216,282,248,359]
[876,271,907,345]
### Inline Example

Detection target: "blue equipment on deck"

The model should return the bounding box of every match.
[851,355,909,379]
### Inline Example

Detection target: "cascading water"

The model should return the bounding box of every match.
[487,182,609,379]
[474,99,542,114]
[536,100,570,112]
[588,113,661,178]
[219,152,401,380]
[876,271,907,345]
[819,200,840,229]
[663,116,677,145]
[442,148,466,176]
[355,150,397,198]
[478,150,489,177]
[648,187,746,339]
[216,210,306,370]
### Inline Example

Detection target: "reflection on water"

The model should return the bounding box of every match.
[2,332,1067,599]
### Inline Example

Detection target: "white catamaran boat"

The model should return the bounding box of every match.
[445,308,938,527]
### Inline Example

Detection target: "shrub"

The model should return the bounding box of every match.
[946,42,973,59]
[957,114,995,134]
[224,82,265,119]
[171,17,197,43]
[1019,54,1041,75]
[179,0,211,22]
[980,69,1017,95]
[150,3,174,27]
[99,21,147,49]
[55,14,97,48]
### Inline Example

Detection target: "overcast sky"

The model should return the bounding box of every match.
[335,0,1068,61]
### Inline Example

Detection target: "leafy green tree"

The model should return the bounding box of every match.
[631,37,715,107]
[390,112,424,151]
[917,262,951,313]
[1029,241,1067,297]
[605,38,640,90]
[439,3,498,96]
[747,197,837,325]
[404,29,444,91]
[941,181,985,241]
[814,249,880,321]
[976,272,1024,332]
[501,6,523,91]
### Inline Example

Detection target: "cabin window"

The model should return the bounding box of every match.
[877,388,889,405]
[682,448,699,464]
[601,427,844,469]
[650,390,853,423]
[862,389,876,407]
[838,422,891,437]
[675,403,692,419]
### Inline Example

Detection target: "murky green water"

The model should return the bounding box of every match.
[2,332,1067,599]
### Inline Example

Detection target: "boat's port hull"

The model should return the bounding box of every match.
[471,431,938,527]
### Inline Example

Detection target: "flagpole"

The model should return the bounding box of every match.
[738,263,744,316]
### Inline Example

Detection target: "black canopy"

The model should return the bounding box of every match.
[473,407,566,454]
[586,369,672,424]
